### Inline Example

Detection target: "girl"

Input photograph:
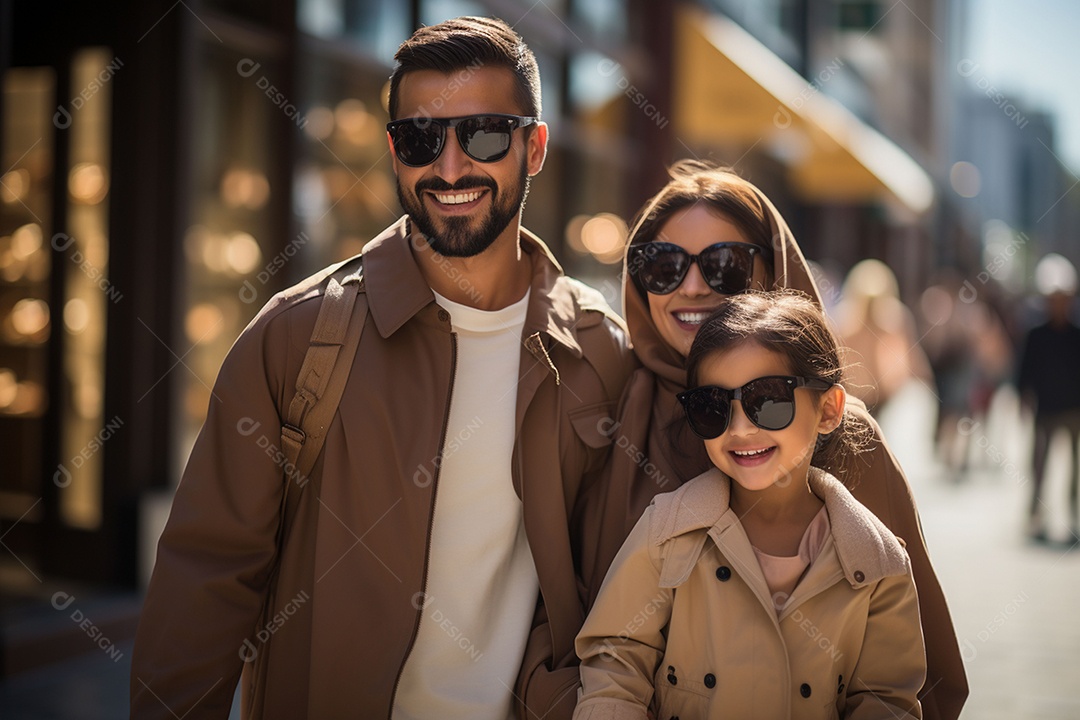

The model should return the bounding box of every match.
[575,290,926,720]
[579,160,965,720]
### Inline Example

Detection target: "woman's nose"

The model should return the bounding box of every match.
[677,261,712,297]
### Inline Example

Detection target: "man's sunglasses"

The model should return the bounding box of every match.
[386,113,539,167]
[628,241,763,295]
[677,376,833,439]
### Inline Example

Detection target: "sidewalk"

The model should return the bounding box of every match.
[0,636,242,718]
[1,384,1077,718]
[878,381,1080,720]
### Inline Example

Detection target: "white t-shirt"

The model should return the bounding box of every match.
[392,289,539,720]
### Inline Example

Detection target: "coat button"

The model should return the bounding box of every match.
[437,309,450,322]
[667,665,678,685]
[800,683,812,698]
[854,570,865,582]
[704,673,716,688]
[837,674,845,694]
[715,566,731,581]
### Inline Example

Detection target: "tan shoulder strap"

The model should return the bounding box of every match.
[280,261,366,513]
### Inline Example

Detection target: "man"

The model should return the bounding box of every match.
[131,17,631,719]
[1017,253,1080,542]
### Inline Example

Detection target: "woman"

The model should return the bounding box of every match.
[580,160,967,720]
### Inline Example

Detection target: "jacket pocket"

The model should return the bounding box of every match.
[652,665,710,719]
[522,664,580,720]
[569,401,617,450]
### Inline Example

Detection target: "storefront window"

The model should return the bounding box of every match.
[58,47,117,530]
[294,40,399,271]
[298,0,411,61]
[0,66,53,539]
[178,42,281,462]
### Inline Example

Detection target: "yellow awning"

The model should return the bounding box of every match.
[675,6,934,214]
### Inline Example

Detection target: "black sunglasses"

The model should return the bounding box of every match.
[677,375,833,439]
[628,241,763,295]
[386,113,539,167]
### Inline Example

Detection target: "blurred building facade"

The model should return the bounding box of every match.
[2,0,1078,674]
[0,0,647,674]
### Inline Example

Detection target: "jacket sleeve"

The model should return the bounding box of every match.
[845,567,926,719]
[131,306,299,718]
[843,400,968,720]
[573,508,670,720]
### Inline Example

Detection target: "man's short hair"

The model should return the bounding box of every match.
[388,16,542,121]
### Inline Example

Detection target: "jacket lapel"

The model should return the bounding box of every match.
[361,216,438,339]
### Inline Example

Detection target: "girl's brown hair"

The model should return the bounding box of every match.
[626,160,776,298]
[684,289,870,479]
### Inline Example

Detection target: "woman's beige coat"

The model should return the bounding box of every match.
[575,468,926,720]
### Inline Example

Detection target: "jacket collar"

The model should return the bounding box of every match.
[361,216,605,357]
[650,467,909,588]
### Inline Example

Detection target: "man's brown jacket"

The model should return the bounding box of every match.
[131,217,633,719]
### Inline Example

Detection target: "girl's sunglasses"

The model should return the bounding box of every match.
[677,375,833,439]
[628,241,763,295]
[386,113,539,167]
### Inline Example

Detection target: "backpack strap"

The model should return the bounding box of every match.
[279,260,366,528]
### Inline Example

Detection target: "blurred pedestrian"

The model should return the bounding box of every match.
[834,259,934,415]
[919,272,1013,481]
[1016,253,1080,542]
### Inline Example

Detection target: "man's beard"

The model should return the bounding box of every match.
[397,162,531,258]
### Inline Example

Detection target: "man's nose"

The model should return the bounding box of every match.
[432,126,474,182]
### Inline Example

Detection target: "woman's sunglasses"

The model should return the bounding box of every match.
[628,241,763,295]
[386,113,539,167]
[677,375,833,439]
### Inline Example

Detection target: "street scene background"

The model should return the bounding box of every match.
[2,0,1079,717]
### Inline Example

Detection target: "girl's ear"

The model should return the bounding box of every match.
[817,384,846,435]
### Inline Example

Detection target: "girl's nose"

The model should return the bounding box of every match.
[726,400,758,435]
